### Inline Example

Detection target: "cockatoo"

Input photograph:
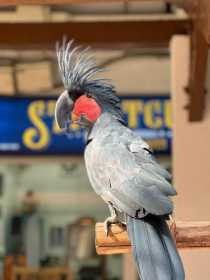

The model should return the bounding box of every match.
[55,40,185,280]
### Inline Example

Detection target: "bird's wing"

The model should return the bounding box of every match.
[100,128,176,216]
[128,140,172,181]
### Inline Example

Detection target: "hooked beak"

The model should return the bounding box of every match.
[55,90,74,129]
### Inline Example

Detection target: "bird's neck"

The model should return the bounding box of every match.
[86,112,116,141]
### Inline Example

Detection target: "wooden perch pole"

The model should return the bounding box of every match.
[95,221,210,255]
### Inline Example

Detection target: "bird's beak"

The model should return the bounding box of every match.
[55,90,74,129]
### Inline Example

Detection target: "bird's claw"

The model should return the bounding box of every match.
[104,219,111,237]
[121,221,127,228]
[104,216,126,236]
[168,215,176,239]
[104,216,118,236]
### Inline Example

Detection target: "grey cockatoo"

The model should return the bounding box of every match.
[55,40,185,280]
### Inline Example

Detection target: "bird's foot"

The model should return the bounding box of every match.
[104,216,125,236]
[168,215,177,239]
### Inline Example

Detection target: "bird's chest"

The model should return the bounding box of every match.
[84,139,110,195]
[84,137,128,196]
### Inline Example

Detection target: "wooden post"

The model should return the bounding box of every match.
[95,221,210,255]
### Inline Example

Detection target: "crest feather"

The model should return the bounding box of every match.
[56,39,123,120]
[56,39,104,93]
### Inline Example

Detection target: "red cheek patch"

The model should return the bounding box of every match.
[73,95,102,122]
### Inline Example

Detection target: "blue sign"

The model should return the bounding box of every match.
[0,95,171,156]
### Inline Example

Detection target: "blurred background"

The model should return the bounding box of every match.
[0,1,209,280]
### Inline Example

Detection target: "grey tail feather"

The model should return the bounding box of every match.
[127,214,185,280]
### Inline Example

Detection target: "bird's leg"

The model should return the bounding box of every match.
[104,203,120,236]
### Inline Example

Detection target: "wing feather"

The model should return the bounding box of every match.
[103,128,176,215]
[85,117,176,217]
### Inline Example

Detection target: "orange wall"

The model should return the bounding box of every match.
[171,35,210,279]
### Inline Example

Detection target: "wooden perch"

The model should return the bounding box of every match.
[95,221,210,255]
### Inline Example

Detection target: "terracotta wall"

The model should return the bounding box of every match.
[171,35,210,279]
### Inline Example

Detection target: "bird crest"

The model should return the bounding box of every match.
[56,39,123,120]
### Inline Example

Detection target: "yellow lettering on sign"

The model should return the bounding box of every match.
[122,100,143,128]
[144,101,162,129]
[22,101,50,150]
[164,100,172,129]
[147,139,167,150]
[47,100,56,117]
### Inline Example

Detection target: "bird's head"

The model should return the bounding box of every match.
[55,39,123,131]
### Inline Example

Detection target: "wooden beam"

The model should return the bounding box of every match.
[0,19,190,49]
[0,0,185,6]
[188,28,208,121]
[185,0,210,121]
[95,221,210,255]
[194,0,210,45]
